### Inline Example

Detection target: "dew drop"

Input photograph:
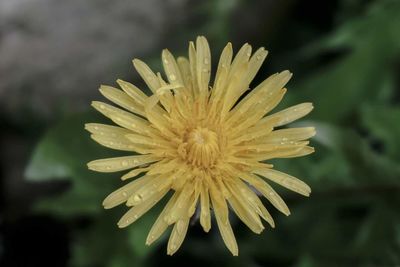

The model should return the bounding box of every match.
[121,160,128,167]
[256,55,263,60]
[169,74,176,81]
[100,104,105,109]
[122,191,128,197]
[133,194,143,202]
[133,214,138,219]
[94,126,99,130]
[269,192,274,196]
[163,58,169,64]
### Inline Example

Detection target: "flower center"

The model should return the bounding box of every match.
[180,127,220,168]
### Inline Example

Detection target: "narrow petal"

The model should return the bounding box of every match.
[226,182,264,234]
[210,183,239,256]
[102,175,157,209]
[166,182,194,224]
[146,193,179,246]
[87,155,160,173]
[229,71,292,121]
[162,49,184,86]
[195,36,211,94]
[118,186,169,228]
[116,79,148,105]
[90,134,136,152]
[254,168,311,196]
[99,85,145,116]
[167,218,190,255]
[132,59,160,94]
[263,102,314,127]
[239,172,290,216]
[245,47,268,84]
[85,123,130,137]
[188,41,198,96]
[228,43,252,80]
[85,123,136,151]
[231,178,275,228]
[176,57,193,91]
[121,166,151,180]
[200,182,211,232]
[260,127,316,144]
[126,175,172,206]
[91,101,154,135]
[228,88,287,135]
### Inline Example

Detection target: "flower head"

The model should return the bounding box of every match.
[86,36,315,256]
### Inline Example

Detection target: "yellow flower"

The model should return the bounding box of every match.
[86,36,315,256]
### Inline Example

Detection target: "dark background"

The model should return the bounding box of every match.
[1,0,400,266]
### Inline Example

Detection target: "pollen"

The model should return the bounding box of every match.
[86,36,315,256]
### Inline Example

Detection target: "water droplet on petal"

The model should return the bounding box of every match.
[256,55,263,60]
[163,58,169,64]
[133,194,143,202]
[122,191,128,197]
[169,74,176,81]
[121,160,128,167]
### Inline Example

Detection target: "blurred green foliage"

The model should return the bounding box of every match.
[25,0,400,266]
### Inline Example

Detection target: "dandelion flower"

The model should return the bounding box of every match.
[86,36,315,256]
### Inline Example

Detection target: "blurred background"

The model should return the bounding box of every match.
[1,0,400,266]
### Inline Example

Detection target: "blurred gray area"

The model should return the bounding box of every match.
[0,0,188,118]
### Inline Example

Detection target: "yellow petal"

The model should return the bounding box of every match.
[99,85,145,116]
[146,193,179,246]
[91,101,153,135]
[116,79,148,104]
[102,175,157,209]
[118,186,169,228]
[167,218,189,255]
[200,182,211,232]
[132,59,160,94]
[210,183,238,256]
[254,168,311,196]
[263,102,314,127]
[239,172,290,216]
[87,155,160,173]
